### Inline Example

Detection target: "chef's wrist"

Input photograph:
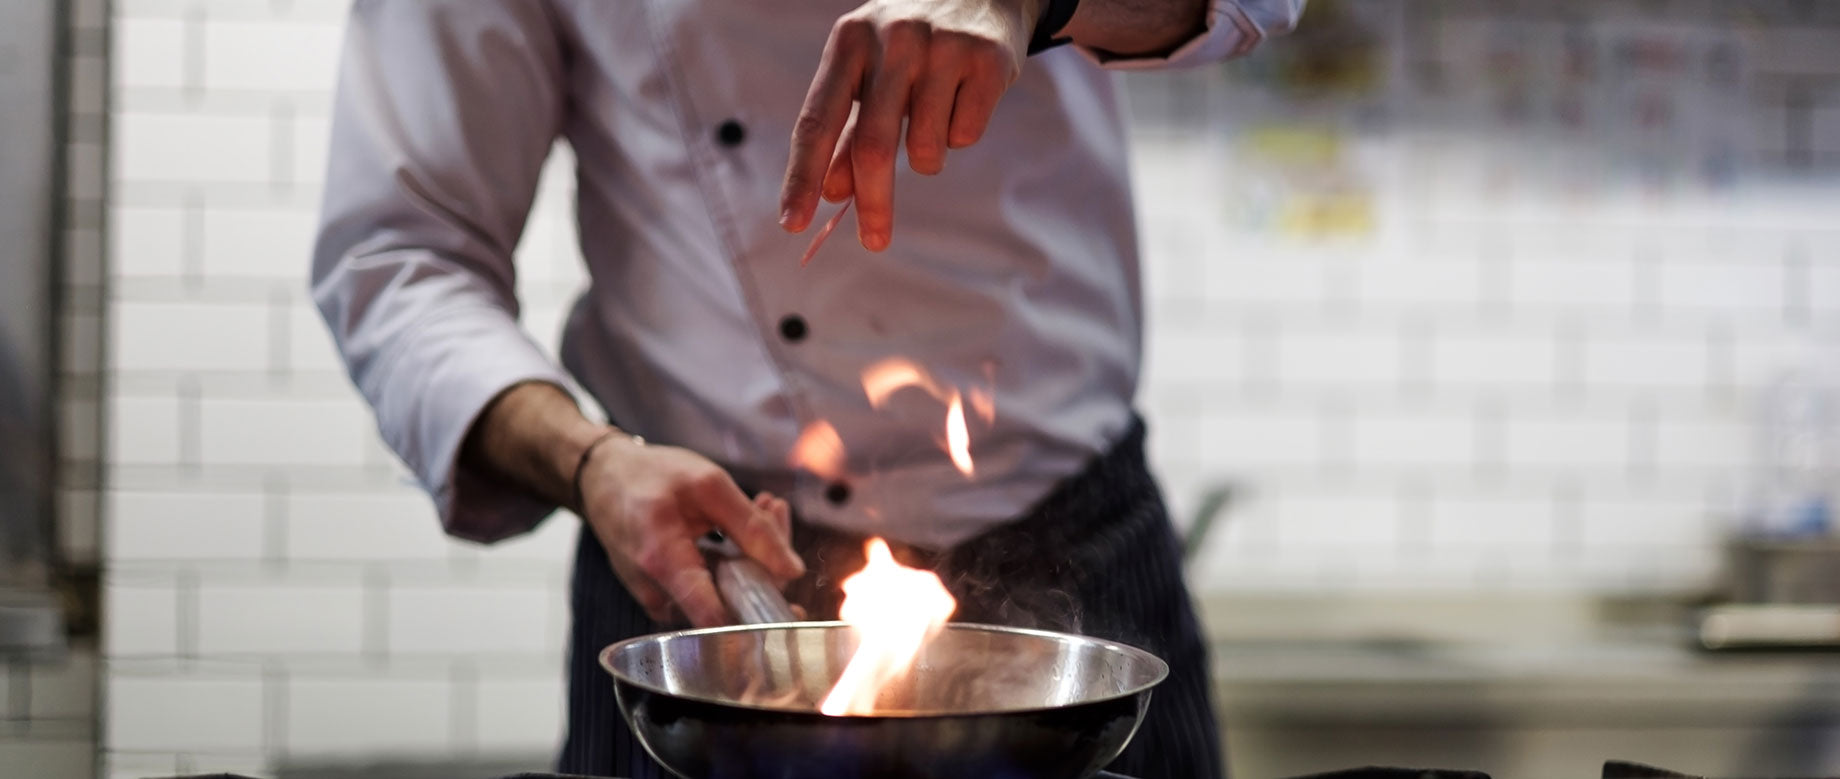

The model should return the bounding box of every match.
[569,426,645,516]
[462,381,607,510]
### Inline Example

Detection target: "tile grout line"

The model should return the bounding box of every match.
[451,661,478,757]
[362,564,390,666]
[262,472,288,569]
[175,569,200,665]
[263,660,288,764]
[180,3,205,105]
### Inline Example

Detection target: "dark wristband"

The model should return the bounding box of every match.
[571,428,642,515]
[1027,0,1082,55]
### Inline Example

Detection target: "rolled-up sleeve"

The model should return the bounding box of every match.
[310,0,572,543]
[1078,0,1305,70]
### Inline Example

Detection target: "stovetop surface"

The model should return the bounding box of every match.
[169,762,1840,779]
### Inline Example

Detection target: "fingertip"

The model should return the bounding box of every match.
[775,558,807,584]
[779,204,807,233]
[685,591,731,628]
[643,602,674,625]
[908,152,945,175]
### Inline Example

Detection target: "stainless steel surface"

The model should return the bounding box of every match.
[0,0,67,660]
[713,557,799,624]
[606,621,1166,715]
[602,622,1165,779]
[1202,592,1840,779]
[1698,604,1840,650]
[1215,636,1840,779]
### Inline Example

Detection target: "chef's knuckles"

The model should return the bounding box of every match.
[783,0,1035,249]
[578,440,802,627]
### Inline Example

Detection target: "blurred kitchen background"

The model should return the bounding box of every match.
[4,0,1840,777]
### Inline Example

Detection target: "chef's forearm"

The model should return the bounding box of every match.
[1058,0,1209,58]
[460,381,610,512]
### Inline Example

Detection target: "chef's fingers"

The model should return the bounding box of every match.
[751,492,793,544]
[626,499,728,627]
[771,496,793,544]
[607,553,677,625]
[822,112,858,203]
[660,553,730,628]
[850,40,918,253]
[947,51,1013,149]
[905,41,965,175]
[781,22,869,232]
[691,476,806,582]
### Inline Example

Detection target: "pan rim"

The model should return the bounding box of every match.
[598,620,1171,719]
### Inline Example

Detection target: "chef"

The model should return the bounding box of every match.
[311,0,1301,776]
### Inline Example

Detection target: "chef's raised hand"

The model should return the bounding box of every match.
[576,435,804,627]
[778,0,1042,252]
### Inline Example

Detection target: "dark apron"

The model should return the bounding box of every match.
[558,418,1224,779]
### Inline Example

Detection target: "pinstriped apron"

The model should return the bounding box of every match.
[559,418,1224,779]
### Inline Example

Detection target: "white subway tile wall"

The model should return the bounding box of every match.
[89,0,1840,774]
[1140,2,1840,595]
[103,0,587,772]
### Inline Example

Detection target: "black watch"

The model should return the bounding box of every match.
[1027,0,1082,55]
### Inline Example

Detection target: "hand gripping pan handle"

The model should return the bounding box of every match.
[699,532,800,624]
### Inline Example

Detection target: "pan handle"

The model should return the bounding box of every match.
[701,533,800,624]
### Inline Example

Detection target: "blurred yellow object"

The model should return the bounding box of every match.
[1233,126,1376,238]
[1242,127,1343,167]
[1277,194,1374,237]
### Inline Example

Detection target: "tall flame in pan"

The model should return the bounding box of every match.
[819,538,957,716]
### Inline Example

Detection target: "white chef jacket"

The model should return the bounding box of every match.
[311,0,1303,549]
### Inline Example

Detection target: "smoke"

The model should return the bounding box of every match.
[940,564,1084,636]
[931,518,1089,638]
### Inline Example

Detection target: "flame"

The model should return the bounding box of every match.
[945,394,973,477]
[788,420,846,480]
[862,357,949,408]
[819,539,957,716]
[967,385,995,426]
[859,357,985,478]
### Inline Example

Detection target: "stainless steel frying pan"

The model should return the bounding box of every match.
[599,542,1168,779]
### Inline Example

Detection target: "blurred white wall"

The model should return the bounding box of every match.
[96,0,1840,776]
[105,1,583,776]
